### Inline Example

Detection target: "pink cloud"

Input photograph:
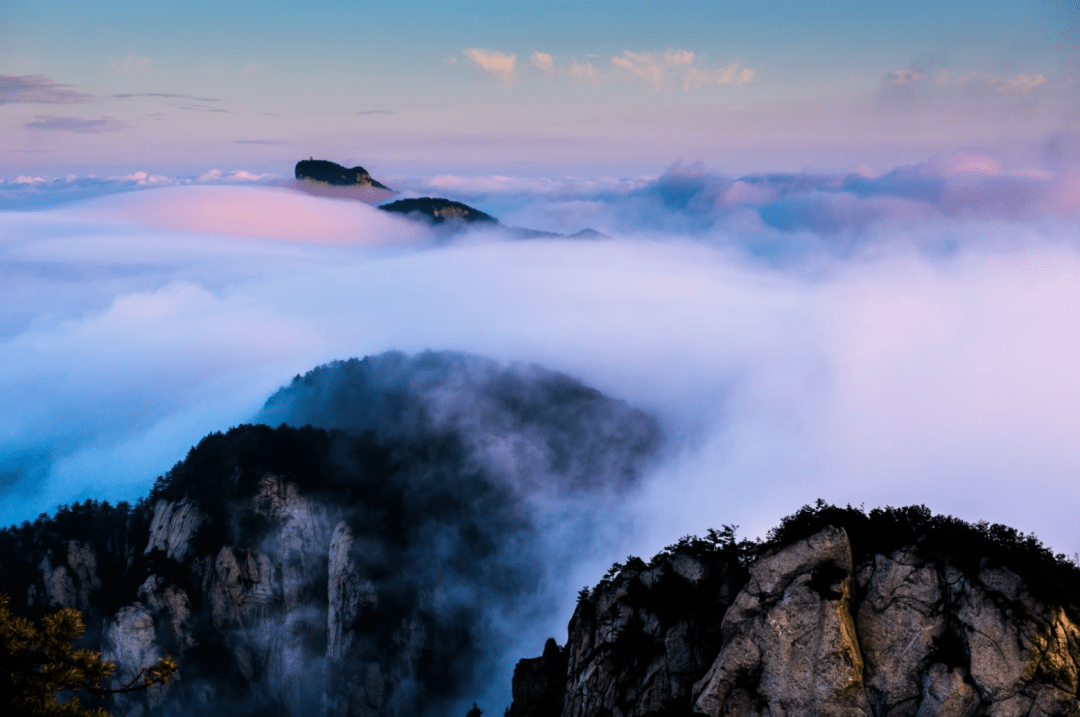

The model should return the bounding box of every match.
[463,48,516,83]
[931,152,1003,177]
[76,185,430,245]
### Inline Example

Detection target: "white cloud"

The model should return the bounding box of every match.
[569,60,597,82]
[197,168,273,182]
[683,62,755,90]
[3,184,1080,564]
[463,48,516,83]
[611,49,754,91]
[112,54,153,76]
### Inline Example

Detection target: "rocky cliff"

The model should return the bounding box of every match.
[0,351,660,717]
[510,505,1080,717]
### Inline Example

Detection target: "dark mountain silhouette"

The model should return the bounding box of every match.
[295,158,391,190]
[0,351,661,717]
[378,197,498,225]
[377,197,610,240]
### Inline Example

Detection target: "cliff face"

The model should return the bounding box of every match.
[511,524,1080,717]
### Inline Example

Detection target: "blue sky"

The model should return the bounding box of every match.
[2,1,1076,177]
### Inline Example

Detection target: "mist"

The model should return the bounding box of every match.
[2,156,1080,710]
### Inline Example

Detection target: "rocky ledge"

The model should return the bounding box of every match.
[510,506,1080,717]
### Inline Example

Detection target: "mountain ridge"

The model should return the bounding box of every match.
[0,350,661,717]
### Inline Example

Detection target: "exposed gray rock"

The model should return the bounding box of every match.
[145,499,203,562]
[103,603,166,717]
[693,526,870,717]
[857,549,944,716]
[39,554,76,608]
[512,526,1080,717]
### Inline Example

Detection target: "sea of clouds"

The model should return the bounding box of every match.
[2,150,1079,587]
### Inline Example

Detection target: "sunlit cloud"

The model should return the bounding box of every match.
[463,48,516,83]
[0,75,93,104]
[77,185,429,244]
[531,51,555,74]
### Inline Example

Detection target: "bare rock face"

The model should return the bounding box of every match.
[511,526,1080,717]
[324,521,385,717]
[693,526,870,717]
[103,603,165,717]
[145,500,203,562]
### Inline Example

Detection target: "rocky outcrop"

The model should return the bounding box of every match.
[378,197,498,225]
[145,500,203,562]
[693,526,870,717]
[296,159,391,190]
[512,525,1080,717]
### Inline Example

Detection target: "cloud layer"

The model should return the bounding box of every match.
[2,158,1080,713]
[417,152,1080,243]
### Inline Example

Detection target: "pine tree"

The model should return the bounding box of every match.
[0,594,176,717]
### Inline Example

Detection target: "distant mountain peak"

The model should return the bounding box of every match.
[378,197,498,225]
[295,158,391,190]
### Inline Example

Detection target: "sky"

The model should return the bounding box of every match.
[1,1,1077,178]
[2,0,1080,666]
